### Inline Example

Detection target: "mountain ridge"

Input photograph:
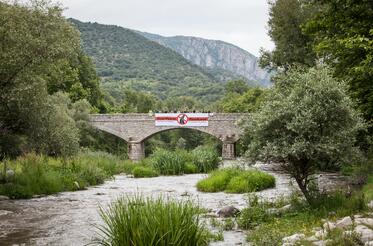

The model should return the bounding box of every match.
[136,31,271,86]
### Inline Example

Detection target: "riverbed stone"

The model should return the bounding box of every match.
[323,221,336,231]
[306,235,318,242]
[217,206,240,217]
[354,225,373,243]
[0,195,10,201]
[355,218,373,227]
[315,229,327,239]
[282,233,305,244]
[335,216,353,229]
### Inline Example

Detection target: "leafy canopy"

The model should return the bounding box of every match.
[242,66,366,202]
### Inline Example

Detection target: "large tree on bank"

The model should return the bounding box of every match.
[242,66,366,203]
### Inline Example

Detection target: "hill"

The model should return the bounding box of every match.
[70,19,224,102]
[137,32,272,86]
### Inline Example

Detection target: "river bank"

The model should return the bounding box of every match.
[0,160,360,245]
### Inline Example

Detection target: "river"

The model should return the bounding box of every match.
[0,161,346,245]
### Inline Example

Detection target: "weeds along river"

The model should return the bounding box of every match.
[0,161,294,246]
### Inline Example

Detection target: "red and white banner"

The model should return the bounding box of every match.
[155,113,209,127]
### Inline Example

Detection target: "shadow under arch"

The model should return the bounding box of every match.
[141,127,224,156]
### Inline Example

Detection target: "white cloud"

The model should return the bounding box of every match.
[58,0,274,56]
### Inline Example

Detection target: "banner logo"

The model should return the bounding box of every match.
[155,113,208,127]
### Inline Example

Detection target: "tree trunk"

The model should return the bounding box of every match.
[294,176,313,204]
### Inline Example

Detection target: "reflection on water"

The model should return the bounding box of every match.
[0,161,293,246]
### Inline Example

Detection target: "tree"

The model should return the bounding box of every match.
[303,0,373,122]
[218,88,267,113]
[259,0,316,70]
[242,66,366,203]
[0,1,83,157]
[225,80,250,95]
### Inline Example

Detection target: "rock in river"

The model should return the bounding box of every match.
[217,206,240,217]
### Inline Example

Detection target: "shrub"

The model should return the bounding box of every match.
[196,168,240,192]
[191,146,220,173]
[132,166,159,178]
[225,170,275,193]
[96,195,212,246]
[0,151,126,199]
[185,162,198,174]
[196,168,275,193]
[150,149,187,175]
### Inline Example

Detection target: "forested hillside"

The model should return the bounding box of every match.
[70,19,225,102]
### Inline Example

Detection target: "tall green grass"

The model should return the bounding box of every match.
[196,168,275,193]
[144,147,220,176]
[96,195,212,246]
[0,151,129,199]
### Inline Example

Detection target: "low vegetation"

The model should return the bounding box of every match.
[131,147,220,178]
[240,186,371,245]
[196,168,275,193]
[96,195,213,246]
[0,151,127,199]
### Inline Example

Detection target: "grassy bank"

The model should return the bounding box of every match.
[131,146,220,178]
[239,183,373,245]
[96,195,215,246]
[0,151,129,199]
[196,168,275,193]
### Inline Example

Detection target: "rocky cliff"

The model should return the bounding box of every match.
[138,32,272,86]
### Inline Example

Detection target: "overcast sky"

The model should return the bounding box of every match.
[58,0,274,57]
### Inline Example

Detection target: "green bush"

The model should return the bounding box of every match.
[197,168,275,193]
[96,195,212,246]
[132,166,159,178]
[150,149,187,175]
[185,162,198,174]
[191,146,220,173]
[196,168,240,192]
[0,151,126,199]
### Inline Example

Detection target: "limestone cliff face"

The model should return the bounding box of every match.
[138,32,272,86]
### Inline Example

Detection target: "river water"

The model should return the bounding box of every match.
[0,161,346,246]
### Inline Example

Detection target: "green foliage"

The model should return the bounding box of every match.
[150,149,189,175]
[132,166,159,178]
[218,87,268,113]
[0,1,105,158]
[191,146,220,173]
[70,19,225,103]
[242,66,366,202]
[0,151,125,199]
[96,195,212,246]
[196,168,275,193]
[244,191,368,245]
[304,0,373,122]
[260,0,316,70]
[184,162,198,174]
[225,80,250,95]
[324,228,363,246]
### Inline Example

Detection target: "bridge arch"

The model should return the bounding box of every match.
[89,113,246,161]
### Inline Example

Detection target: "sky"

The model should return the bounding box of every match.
[58,0,274,57]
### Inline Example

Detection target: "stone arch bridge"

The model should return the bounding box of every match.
[89,113,247,161]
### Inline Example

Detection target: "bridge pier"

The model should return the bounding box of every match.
[128,141,145,161]
[222,142,235,160]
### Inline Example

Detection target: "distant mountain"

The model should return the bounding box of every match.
[137,31,272,86]
[70,19,225,102]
